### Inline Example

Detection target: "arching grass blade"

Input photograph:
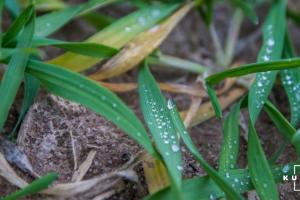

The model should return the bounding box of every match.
[0,5,35,132]
[248,0,286,122]
[167,99,244,200]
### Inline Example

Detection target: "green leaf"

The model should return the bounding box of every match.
[219,100,242,172]
[146,162,298,200]
[10,73,40,138]
[206,58,300,85]
[26,59,156,156]
[248,123,279,200]
[248,0,286,122]
[2,5,34,47]
[3,172,58,200]
[32,37,118,58]
[167,99,244,200]
[0,5,35,132]
[138,63,182,199]
[35,0,116,37]
[280,34,300,127]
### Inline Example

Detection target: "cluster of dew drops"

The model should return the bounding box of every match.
[142,86,183,171]
[254,25,275,109]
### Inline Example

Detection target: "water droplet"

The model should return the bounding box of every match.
[209,194,216,200]
[177,165,183,171]
[267,38,275,46]
[171,144,180,152]
[282,164,290,174]
[225,172,230,178]
[263,183,268,188]
[234,178,239,183]
[125,26,131,32]
[138,16,146,26]
[151,9,160,17]
[165,152,170,156]
[167,99,174,110]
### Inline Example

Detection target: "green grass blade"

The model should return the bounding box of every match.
[280,34,300,127]
[10,73,40,138]
[248,123,279,200]
[248,0,286,122]
[145,161,299,200]
[138,63,182,199]
[0,5,35,132]
[206,58,300,85]
[33,37,118,58]
[167,99,244,200]
[26,59,156,156]
[219,101,242,172]
[35,0,116,37]
[2,5,34,47]
[3,172,58,200]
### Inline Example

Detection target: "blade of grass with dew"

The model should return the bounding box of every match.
[229,0,257,23]
[145,161,299,200]
[49,3,180,72]
[32,37,118,58]
[167,99,244,200]
[35,0,117,37]
[10,73,40,139]
[248,0,286,122]
[138,63,182,200]
[0,5,35,132]
[89,2,193,80]
[280,34,300,127]
[205,58,300,117]
[3,172,58,200]
[26,59,156,156]
[247,123,279,200]
[219,100,242,172]
[2,5,34,47]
